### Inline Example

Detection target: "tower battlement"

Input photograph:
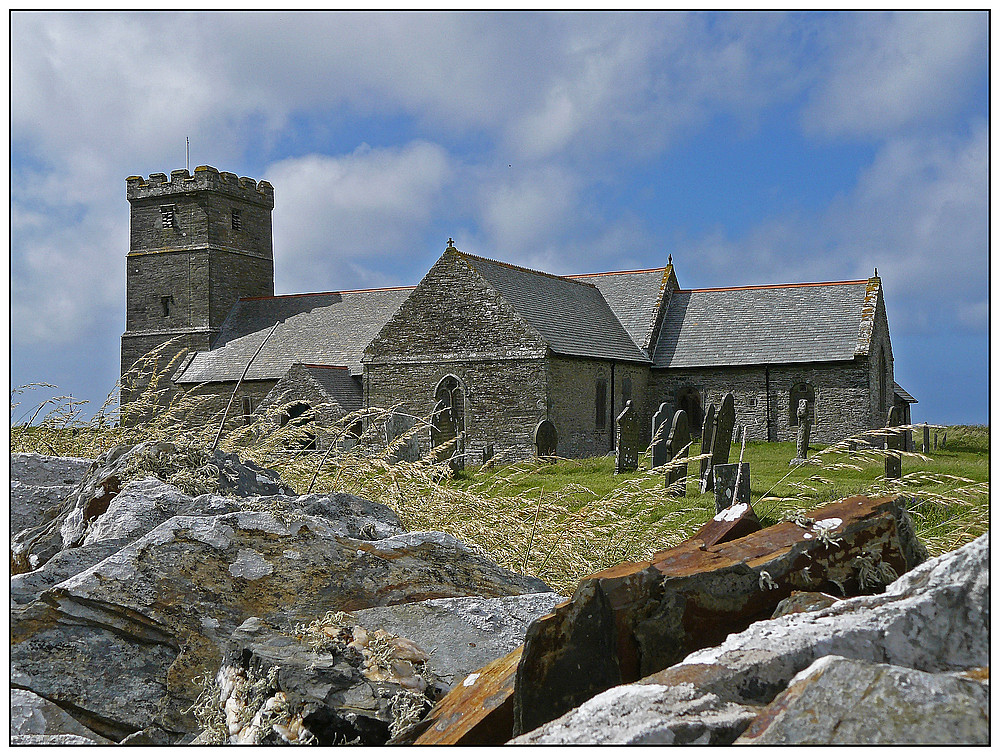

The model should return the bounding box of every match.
[126,165,274,207]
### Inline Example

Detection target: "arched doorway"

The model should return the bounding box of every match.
[430,375,466,470]
[789,382,815,426]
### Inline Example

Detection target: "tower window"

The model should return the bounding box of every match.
[232,208,242,231]
[160,205,176,229]
[160,295,173,316]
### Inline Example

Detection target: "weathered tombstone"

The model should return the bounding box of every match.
[713,462,750,513]
[482,443,494,465]
[922,423,930,454]
[702,393,735,493]
[615,401,639,474]
[699,403,717,485]
[650,402,671,469]
[790,399,811,465]
[385,412,421,463]
[664,409,690,495]
[884,406,901,480]
[534,420,558,458]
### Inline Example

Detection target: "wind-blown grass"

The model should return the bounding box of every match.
[9,355,989,593]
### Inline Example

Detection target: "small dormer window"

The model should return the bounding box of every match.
[160,205,176,229]
[232,208,242,231]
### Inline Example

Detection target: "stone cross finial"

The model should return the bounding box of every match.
[447,238,456,248]
[668,254,672,265]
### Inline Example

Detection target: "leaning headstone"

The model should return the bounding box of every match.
[790,399,811,465]
[534,420,558,458]
[615,401,639,474]
[713,462,750,513]
[385,412,421,463]
[699,403,717,485]
[664,410,690,496]
[922,423,930,454]
[651,403,671,469]
[482,443,494,465]
[702,393,735,493]
[884,407,902,480]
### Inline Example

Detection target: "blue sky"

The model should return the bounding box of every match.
[10,11,990,425]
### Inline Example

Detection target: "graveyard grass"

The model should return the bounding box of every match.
[10,372,990,595]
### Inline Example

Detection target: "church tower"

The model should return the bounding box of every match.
[120,166,275,388]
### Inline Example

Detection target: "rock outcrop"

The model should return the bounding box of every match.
[512,532,988,745]
[10,453,92,537]
[10,451,555,745]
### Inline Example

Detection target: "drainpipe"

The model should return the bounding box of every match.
[609,361,616,452]
[764,364,774,442]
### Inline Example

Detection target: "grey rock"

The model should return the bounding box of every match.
[354,592,565,690]
[510,682,757,745]
[10,452,94,488]
[736,655,989,744]
[10,688,115,743]
[10,453,93,543]
[15,510,549,738]
[645,533,988,708]
[11,733,107,745]
[10,539,129,607]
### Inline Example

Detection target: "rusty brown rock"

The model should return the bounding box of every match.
[687,501,761,548]
[512,495,924,736]
[394,646,525,745]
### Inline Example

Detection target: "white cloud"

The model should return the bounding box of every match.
[265,141,454,293]
[803,11,987,139]
[675,121,988,335]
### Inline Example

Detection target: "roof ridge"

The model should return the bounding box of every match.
[679,279,870,293]
[301,364,350,370]
[570,266,669,278]
[457,250,598,289]
[241,285,415,301]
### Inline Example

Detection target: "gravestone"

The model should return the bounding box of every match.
[664,409,690,496]
[534,420,558,458]
[790,399,811,465]
[483,443,494,465]
[922,423,930,454]
[702,393,735,493]
[650,402,671,469]
[713,462,750,513]
[385,412,421,463]
[699,403,717,486]
[884,406,901,480]
[615,401,639,474]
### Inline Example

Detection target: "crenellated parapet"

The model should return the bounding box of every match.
[126,165,274,207]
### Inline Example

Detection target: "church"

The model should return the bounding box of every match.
[121,166,916,461]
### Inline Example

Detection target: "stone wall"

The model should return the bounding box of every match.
[547,357,650,458]
[365,358,548,463]
[649,361,875,445]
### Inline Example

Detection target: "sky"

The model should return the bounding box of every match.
[9,10,991,426]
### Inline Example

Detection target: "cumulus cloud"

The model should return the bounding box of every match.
[265,141,454,293]
[675,120,988,335]
[802,11,987,139]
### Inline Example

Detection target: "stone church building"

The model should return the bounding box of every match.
[121,166,916,461]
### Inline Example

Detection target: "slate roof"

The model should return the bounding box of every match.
[652,280,873,369]
[893,382,917,404]
[174,287,413,383]
[569,267,669,352]
[460,253,651,363]
[302,365,363,412]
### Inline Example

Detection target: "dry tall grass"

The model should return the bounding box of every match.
[10,353,989,594]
